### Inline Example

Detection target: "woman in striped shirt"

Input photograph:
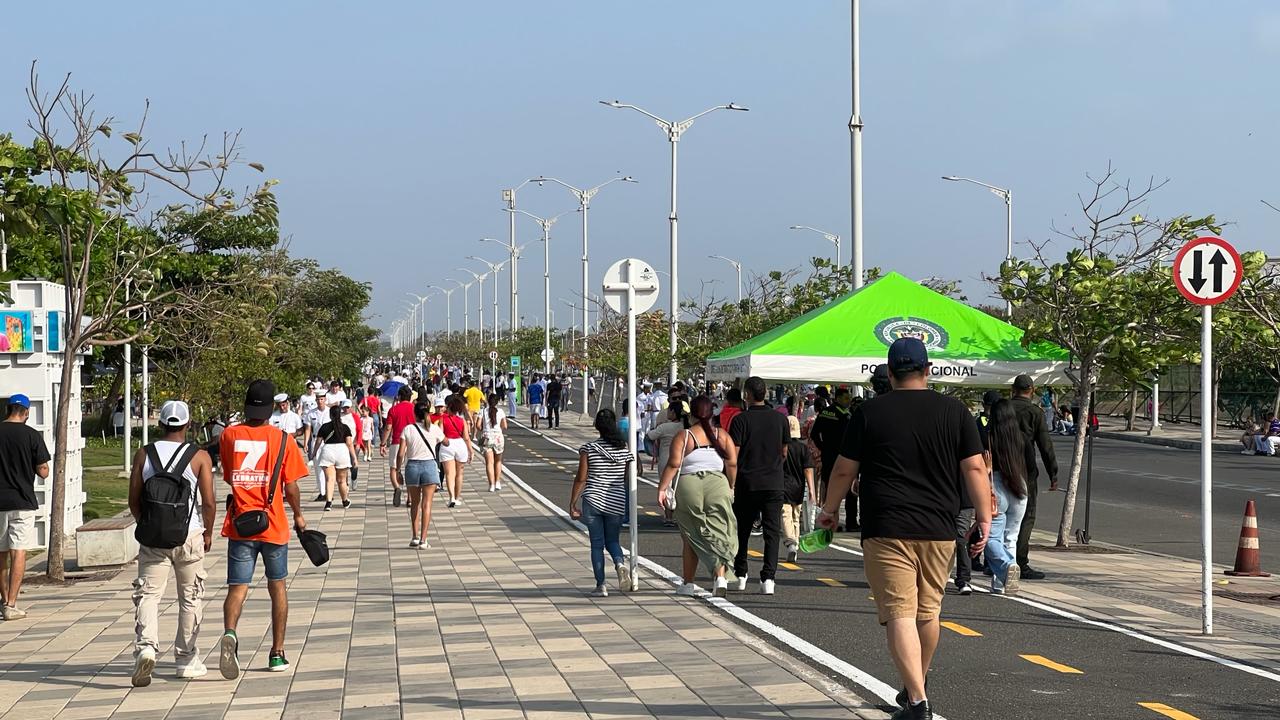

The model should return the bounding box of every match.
[568,409,633,597]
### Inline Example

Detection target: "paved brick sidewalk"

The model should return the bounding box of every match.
[530,411,1280,673]
[0,453,887,720]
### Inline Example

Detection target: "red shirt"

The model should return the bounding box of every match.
[387,401,415,444]
[363,395,381,418]
[720,406,742,431]
[439,413,466,439]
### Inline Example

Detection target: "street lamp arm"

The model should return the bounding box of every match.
[681,103,749,127]
[599,100,670,127]
[941,175,1010,197]
[479,236,514,251]
[790,225,841,243]
[708,254,741,271]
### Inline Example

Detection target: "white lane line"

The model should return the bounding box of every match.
[827,542,1280,685]
[498,463,915,714]
[513,420,659,487]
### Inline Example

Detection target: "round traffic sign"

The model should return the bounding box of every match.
[489,350,499,361]
[540,347,555,363]
[397,352,404,360]
[416,350,426,360]
[602,258,660,314]
[1174,236,1242,306]
[435,354,443,362]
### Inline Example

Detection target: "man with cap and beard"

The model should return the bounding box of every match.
[218,380,311,677]
[1010,374,1058,580]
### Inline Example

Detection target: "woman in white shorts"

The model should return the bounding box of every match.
[435,395,470,507]
[481,393,508,492]
[315,406,358,511]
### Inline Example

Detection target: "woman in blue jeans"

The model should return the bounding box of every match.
[568,409,633,597]
[982,399,1029,595]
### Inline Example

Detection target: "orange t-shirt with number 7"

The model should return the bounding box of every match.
[220,422,310,545]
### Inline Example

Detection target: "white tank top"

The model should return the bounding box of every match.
[142,440,204,535]
[679,429,725,474]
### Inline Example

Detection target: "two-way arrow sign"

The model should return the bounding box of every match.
[1175,237,1241,306]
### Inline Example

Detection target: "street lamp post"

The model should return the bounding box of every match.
[448,279,473,343]
[457,268,489,343]
[942,175,1013,317]
[468,256,508,345]
[500,179,541,336]
[510,208,567,374]
[708,255,743,303]
[850,0,865,290]
[428,284,457,338]
[600,99,748,385]
[480,237,527,342]
[529,174,636,413]
[407,292,430,349]
[789,225,842,270]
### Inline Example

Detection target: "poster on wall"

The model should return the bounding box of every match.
[0,311,34,353]
[47,310,62,353]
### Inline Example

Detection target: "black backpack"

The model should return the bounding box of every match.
[135,443,200,549]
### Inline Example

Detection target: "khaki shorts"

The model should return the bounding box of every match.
[862,537,954,625]
[0,510,38,552]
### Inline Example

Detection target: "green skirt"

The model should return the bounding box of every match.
[673,470,739,582]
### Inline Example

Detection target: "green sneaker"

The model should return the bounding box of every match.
[268,650,290,672]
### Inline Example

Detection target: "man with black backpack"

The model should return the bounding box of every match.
[127,400,216,687]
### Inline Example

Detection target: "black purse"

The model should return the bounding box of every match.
[231,430,288,537]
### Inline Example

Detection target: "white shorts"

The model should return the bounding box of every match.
[0,510,37,551]
[531,404,544,416]
[438,440,470,464]
[318,444,352,469]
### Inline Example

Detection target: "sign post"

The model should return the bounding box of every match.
[510,355,522,404]
[1173,235,1242,636]
[489,350,498,391]
[603,258,659,593]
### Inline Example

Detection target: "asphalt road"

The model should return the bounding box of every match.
[1038,435,1280,565]
[498,424,1280,720]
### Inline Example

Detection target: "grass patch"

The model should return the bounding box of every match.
[81,468,130,521]
[81,437,127,468]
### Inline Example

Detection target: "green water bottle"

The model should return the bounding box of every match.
[799,528,833,554]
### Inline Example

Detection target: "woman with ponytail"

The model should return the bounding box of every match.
[983,399,1028,595]
[657,394,739,597]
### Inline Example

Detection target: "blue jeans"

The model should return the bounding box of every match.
[983,473,1016,591]
[227,540,288,585]
[581,501,624,586]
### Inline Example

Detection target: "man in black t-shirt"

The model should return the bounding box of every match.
[818,339,990,720]
[545,377,562,429]
[729,376,790,595]
[0,394,51,621]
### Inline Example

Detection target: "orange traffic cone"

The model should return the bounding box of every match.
[1225,500,1271,577]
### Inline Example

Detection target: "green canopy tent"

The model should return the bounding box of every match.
[705,272,1070,386]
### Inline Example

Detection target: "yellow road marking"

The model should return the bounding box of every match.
[779,562,801,571]
[1019,655,1083,674]
[816,577,846,587]
[644,511,659,517]
[940,621,982,637]
[1138,703,1199,720]
[747,549,763,558]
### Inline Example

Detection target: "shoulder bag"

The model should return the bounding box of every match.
[231,429,288,537]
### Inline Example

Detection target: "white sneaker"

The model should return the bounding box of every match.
[1242,449,1255,455]
[495,481,503,490]
[712,576,728,597]
[409,538,420,548]
[1003,564,1021,596]
[615,562,631,591]
[761,579,776,595]
[454,498,464,507]
[676,582,700,596]
[590,584,609,598]
[175,658,208,679]
[488,486,496,493]
[132,647,156,687]
[733,577,748,592]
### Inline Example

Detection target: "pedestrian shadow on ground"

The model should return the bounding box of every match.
[401,693,860,719]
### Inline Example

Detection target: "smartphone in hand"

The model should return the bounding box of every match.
[967,524,985,557]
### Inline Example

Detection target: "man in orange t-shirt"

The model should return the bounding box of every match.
[217,379,310,678]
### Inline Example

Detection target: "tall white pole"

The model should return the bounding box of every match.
[850,0,865,290]
[1201,304,1213,635]
[626,282,639,591]
[141,300,149,447]
[543,221,552,374]
[507,191,520,337]
[476,274,485,342]
[582,199,591,414]
[463,284,470,344]
[1005,191,1014,318]
[123,281,132,470]
[668,137,680,384]
[493,268,500,345]
[735,265,742,303]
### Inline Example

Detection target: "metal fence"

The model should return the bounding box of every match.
[1093,388,1277,429]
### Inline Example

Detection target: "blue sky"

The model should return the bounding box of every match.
[4,1,1279,335]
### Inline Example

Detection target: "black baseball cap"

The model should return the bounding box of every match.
[1012,374,1035,391]
[887,337,929,373]
[244,379,276,420]
[982,390,1002,407]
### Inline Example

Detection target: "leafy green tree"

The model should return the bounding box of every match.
[996,166,1223,547]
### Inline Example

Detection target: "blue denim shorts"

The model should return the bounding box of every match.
[404,459,441,487]
[227,539,289,585]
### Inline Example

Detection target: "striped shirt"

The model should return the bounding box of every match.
[579,440,631,516]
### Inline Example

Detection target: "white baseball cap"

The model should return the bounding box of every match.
[273,393,289,403]
[341,399,353,408]
[159,400,191,426]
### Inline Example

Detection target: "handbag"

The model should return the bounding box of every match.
[297,526,330,566]
[231,429,288,537]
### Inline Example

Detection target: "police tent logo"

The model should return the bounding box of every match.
[874,317,949,350]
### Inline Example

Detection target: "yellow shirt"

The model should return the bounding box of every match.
[464,386,485,413]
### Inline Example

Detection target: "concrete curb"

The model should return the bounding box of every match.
[1094,430,1240,453]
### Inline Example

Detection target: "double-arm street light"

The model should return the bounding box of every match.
[708,255,743,303]
[428,283,457,338]
[448,278,474,343]
[406,291,431,350]
[480,236,529,341]
[457,268,490,343]
[789,225,842,270]
[529,174,636,412]
[468,255,508,345]
[510,208,568,373]
[942,175,1013,317]
[600,99,748,385]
